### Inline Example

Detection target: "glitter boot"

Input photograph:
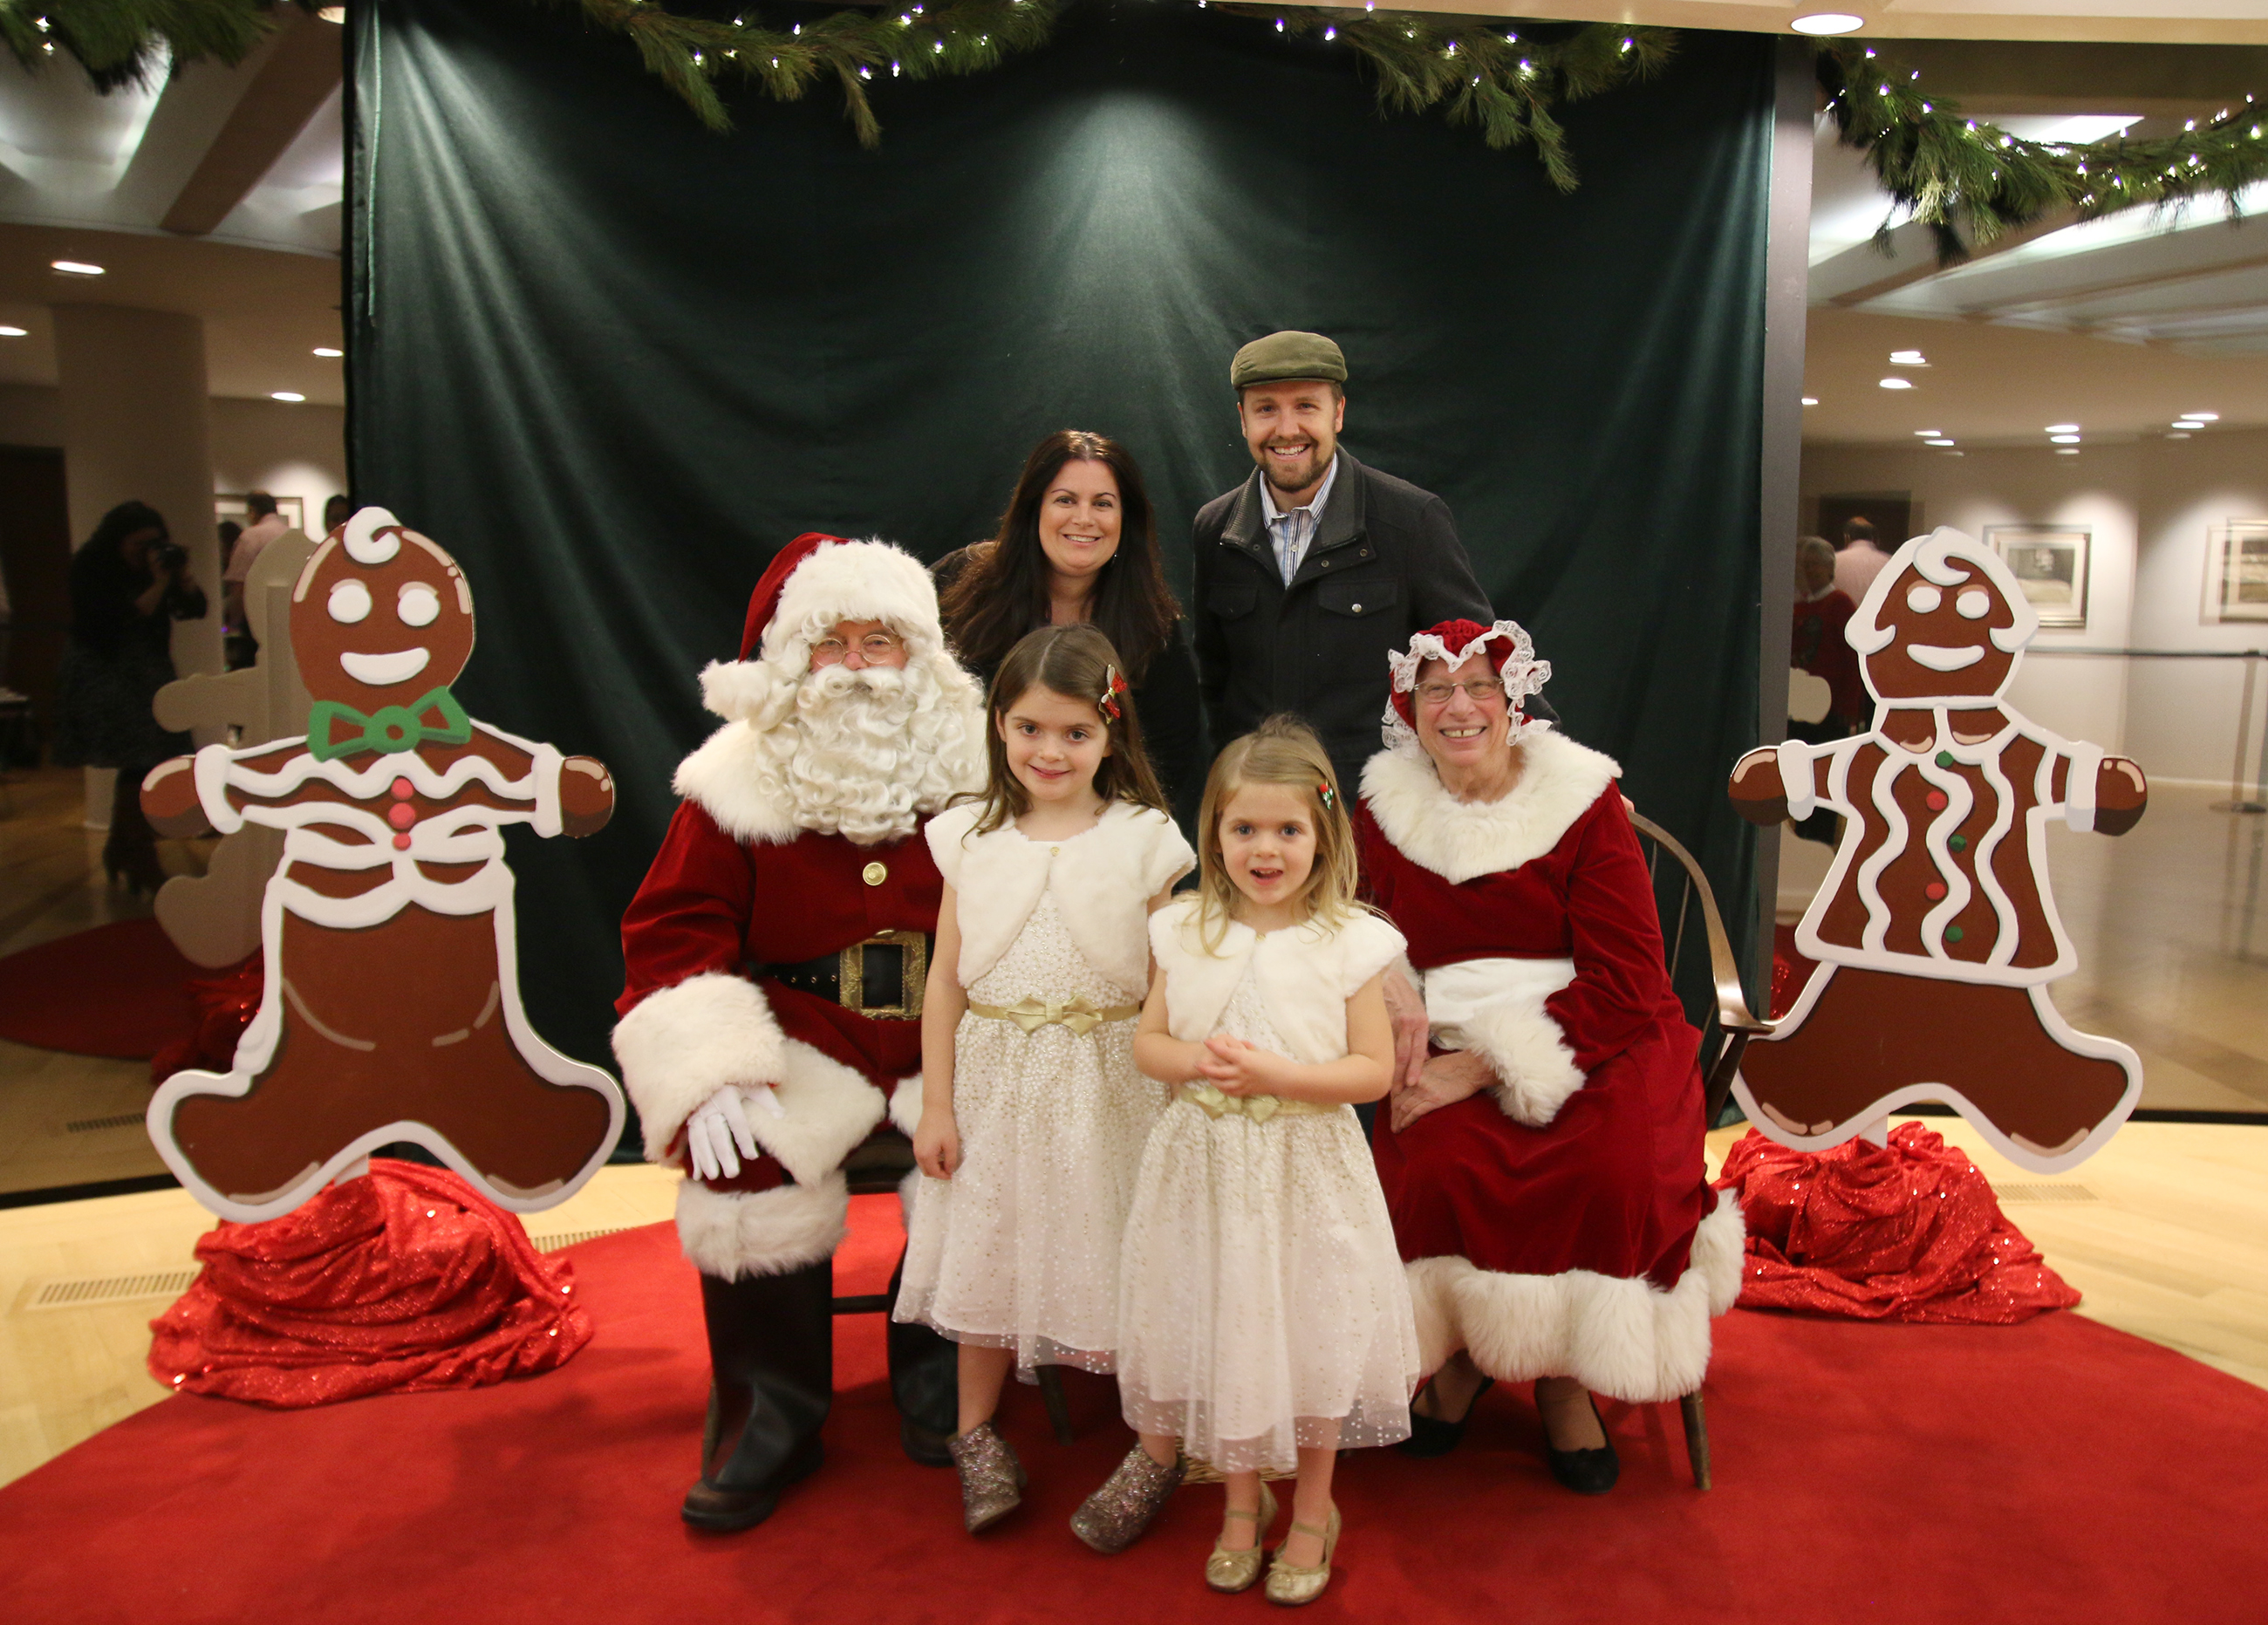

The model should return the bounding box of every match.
[947,1419,1027,1533]
[1069,1444,1184,1553]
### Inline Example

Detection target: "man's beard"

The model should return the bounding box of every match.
[1260,437,1329,496]
[747,660,980,843]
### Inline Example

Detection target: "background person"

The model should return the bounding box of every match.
[222,493,290,669]
[324,494,353,536]
[1833,515,1895,606]
[1353,619,1741,1495]
[1190,330,1554,797]
[935,430,1206,826]
[52,500,208,893]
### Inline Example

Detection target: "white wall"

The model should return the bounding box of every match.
[208,396,346,530]
[1801,434,2268,786]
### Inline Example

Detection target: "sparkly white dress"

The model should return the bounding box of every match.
[895,800,1193,1376]
[1115,899,1421,1474]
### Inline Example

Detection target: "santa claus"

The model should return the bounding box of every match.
[613,532,987,1530]
[1729,526,2148,1174]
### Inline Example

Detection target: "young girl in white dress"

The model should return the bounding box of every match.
[1069,716,1419,1607]
[896,623,1194,1533]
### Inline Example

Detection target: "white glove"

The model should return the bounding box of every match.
[685,1084,769,1180]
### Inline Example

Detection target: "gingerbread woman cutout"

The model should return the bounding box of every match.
[141,508,625,1222]
[1728,526,2147,1175]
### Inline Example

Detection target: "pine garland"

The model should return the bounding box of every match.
[0,0,281,89]
[1816,38,2268,261]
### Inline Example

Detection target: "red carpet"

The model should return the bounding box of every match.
[0,917,198,1059]
[4,1194,2265,1624]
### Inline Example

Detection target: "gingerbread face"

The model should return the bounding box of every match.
[1849,533,2035,707]
[292,513,475,709]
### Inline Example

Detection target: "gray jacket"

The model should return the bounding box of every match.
[1192,451,1538,789]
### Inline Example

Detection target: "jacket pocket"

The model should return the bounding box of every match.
[1315,577,1398,618]
[1208,578,1260,620]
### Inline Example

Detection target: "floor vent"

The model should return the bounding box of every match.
[25,1268,200,1310]
[1994,1184,2100,1205]
[64,1112,147,1134]
[528,1226,630,1252]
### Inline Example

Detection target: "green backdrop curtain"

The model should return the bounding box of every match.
[347,0,1773,1094]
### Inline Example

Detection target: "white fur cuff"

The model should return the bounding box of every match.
[1456,999,1587,1127]
[889,1075,924,1137]
[676,1174,848,1280]
[611,973,787,1160]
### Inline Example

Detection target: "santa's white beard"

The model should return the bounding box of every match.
[747,660,982,843]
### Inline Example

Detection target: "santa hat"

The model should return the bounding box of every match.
[1382,618,1552,751]
[698,532,954,727]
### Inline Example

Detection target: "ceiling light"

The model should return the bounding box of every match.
[2167,431,2192,440]
[2056,447,2080,455]
[1791,13,1865,34]
[1913,429,1941,437]
[1889,350,1929,366]
[1878,378,1914,390]
[2045,423,2080,434]
[318,5,346,20]
[51,260,104,277]
[270,392,305,403]
[313,346,344,358]
[1801,397,1819,406]
[2183,411,2219,421]
[0,325,24,338]
[2050,434,2081,444]
[1927,439,1955,447]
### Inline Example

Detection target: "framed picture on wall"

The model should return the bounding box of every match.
[1985,525,2089,629]
[215,493,306,534]
[2206,522,2268,623]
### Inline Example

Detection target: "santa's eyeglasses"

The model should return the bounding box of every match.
[1413,678,1507,706]
[810,632,905,665]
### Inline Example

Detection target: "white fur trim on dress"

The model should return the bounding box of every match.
[1458,995,1588,1128]
[1150,896,1406,1067]
[1405,1191,1745,1404]
[1360,728,1621,885]
[611,973,788,1160]
[676,1172,849,1280]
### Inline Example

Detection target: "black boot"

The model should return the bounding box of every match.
[681,1261,833,1532]
[886,1245,958,1468]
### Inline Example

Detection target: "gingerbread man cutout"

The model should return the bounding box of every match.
[1728,526,2147,1174]
[141,508,625,1222]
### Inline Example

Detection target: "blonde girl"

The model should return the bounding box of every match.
[895,623,1194,1533]
[1069,717,1419,1606]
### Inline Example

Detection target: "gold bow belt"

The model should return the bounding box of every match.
[1178,1082,1339,1124]
[967,996,1141,1036]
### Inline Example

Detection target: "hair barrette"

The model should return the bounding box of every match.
[1100,664,1124,722]
[1317,782,1336,809]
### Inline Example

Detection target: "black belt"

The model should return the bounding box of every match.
[753,929,930,1020]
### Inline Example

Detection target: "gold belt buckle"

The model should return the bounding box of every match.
[838,929,926,1019]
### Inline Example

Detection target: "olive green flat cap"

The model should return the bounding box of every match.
[1230,331,1348,390]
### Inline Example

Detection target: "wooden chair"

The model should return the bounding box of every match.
[832,1134,1076,1445]
[1627,810,1772,1490]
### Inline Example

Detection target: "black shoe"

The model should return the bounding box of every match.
[899,1415,954,1469]
[680,1262,834,1532]
[1397,1374,1494,1459]
[681,1434,823,1532]
[1541,1391,1620,1495]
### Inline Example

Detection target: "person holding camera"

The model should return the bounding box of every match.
[53,500,208,893]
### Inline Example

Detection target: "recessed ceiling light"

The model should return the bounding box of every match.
[1791,12,1865,34]
[2183,412,2219,421]
[2056,447,2080,455]
[1801,397,1819,406]
[313,346,343,358]
[1889,350,1929,366]
[0,325,24,338]
[270,392,305,403]
[318,5,346,20]
[2167,431,2193,440]
[1927,439,1956,447]
[1913,429,1942,437]
[2050,434,2081,444]
[2045,424,2080,434]
[51,260,104,277]
[1878,378,1914,390]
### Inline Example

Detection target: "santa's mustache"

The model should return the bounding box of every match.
[797,662,906,704]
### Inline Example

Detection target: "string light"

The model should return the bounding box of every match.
[1322,25,1334,39]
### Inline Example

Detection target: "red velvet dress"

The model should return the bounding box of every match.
[1355,731,1742,1403]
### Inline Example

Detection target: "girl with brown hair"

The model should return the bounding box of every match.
[933,430,1206,823]
[896,624,1195,1534]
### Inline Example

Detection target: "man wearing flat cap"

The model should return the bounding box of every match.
[1192,331,1545,795]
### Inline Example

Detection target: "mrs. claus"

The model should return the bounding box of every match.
[1355,619,1741,1495]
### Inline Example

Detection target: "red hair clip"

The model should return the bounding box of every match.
[1317,782,1336,809]
[1101,665,1127,722]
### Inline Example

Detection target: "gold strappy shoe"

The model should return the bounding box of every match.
[1264,1502,1342,1607]
[1205,1481,1277,1594]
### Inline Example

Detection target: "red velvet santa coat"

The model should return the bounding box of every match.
[1356,728,1744,1403]
[612,726,939,1280]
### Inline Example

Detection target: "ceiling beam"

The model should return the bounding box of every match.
[159,13,339,238]
[1812,210,2083,309]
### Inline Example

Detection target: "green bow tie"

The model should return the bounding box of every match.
[306,686,472,762]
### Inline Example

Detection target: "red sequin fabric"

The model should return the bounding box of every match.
[148,952,263,1088]
[1714,1123,2080,1324]
[148,1158,592,1407]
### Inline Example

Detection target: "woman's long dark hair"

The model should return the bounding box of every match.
[939,429,1181,680]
